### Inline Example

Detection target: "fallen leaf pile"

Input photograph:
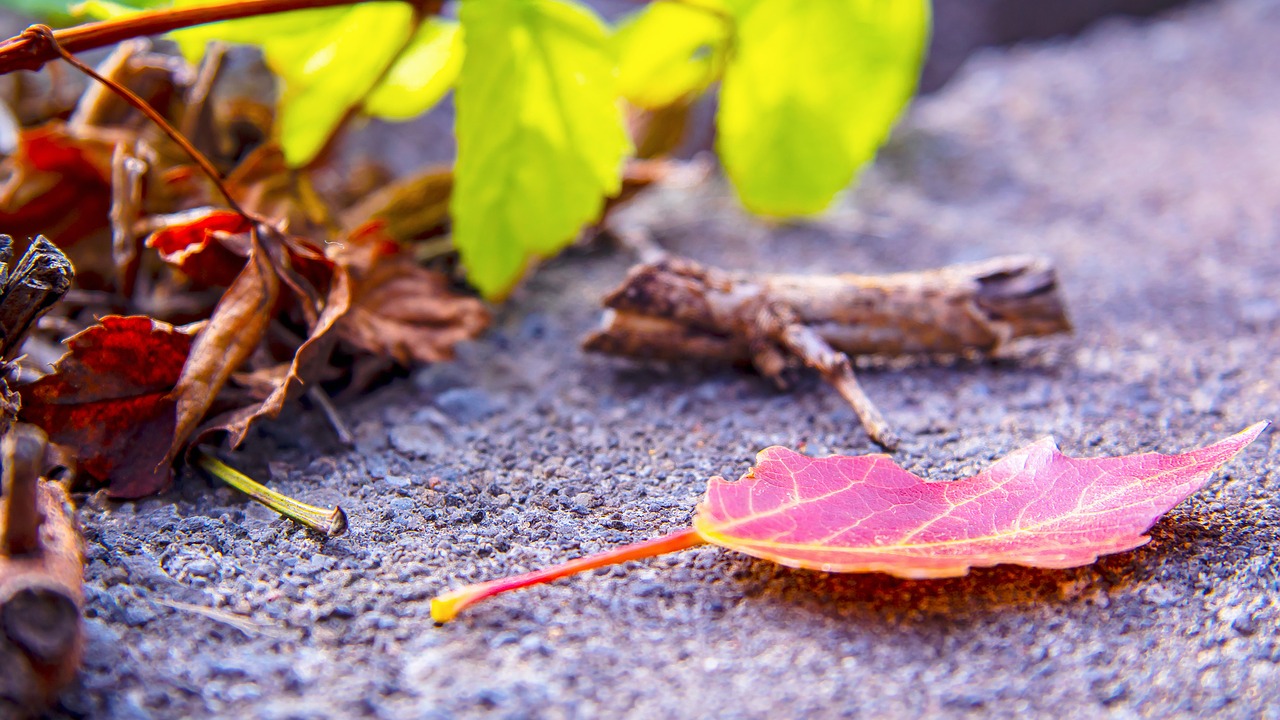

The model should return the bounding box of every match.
[2,42,490,497]
[432,422,1268,621]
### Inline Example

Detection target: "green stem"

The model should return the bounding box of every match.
[193,448,347,536]
[431,527,706,623]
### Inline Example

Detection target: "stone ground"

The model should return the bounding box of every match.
[41,0,1280,717]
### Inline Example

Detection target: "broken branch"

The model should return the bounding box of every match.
[584,255,1071,447]
[778,323,899,449]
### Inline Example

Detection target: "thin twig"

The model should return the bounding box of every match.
[779,324,898,450]
[609,225,668,264]
[152,597,280,638]
[306,386,354,447]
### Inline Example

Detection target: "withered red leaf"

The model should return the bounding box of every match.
[19,315,193,498]
[211,261,352,448]
[145,208,253,287]
[0,122,116,251]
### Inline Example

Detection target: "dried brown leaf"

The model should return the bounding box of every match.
[214,262,352,448]
[334,223,488,364]
[164,230,279,463]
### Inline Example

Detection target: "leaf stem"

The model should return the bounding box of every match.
[431,527,705,623]
[193,447,347,536]
[0,0,440,75]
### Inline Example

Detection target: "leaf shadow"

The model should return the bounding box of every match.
[715,540,1178,625]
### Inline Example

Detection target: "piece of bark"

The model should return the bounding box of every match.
[584,255,1071,448]
[0,235,75,362]
[1,424,84,718]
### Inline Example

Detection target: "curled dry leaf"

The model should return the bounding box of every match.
[432,423,1269,621]
[143,209,336,455]
[144,210,486,464]
[210,262,351,448]
[19,316,194,498]
[339,165,453,244]
[164,230,280,464]
[334,223,489,365]
[145,208,253,287]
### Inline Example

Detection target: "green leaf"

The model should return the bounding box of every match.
[163,6,356,65]
[614,0,730,109]
[452,0,631,299]
[717,0,930,216]
[264,4,414,165]
[12,0,74,14]
[68,0,165,22]
[169,2,413,166]
[363,18,465,121]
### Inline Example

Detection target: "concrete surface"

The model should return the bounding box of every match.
[46,0,1280,718]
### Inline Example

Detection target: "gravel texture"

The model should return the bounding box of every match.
[44,0,1280,718]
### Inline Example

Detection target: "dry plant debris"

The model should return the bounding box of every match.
[585,254,1072,448]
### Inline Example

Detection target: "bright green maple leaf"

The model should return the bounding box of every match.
[614,0,730,109]
[717,0,930,216]
[257,4,415,165]
[452,0,631,299]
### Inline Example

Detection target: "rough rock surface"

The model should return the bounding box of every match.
[47,0,1280,717]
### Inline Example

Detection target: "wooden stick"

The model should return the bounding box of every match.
[2,426,45,557]
[0,425,84,717]
[584,255,1072,447]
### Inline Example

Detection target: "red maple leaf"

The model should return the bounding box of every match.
[431,423,1269,621]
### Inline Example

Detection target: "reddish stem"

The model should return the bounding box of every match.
[431,527,706,622]
[0,0,438,75]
